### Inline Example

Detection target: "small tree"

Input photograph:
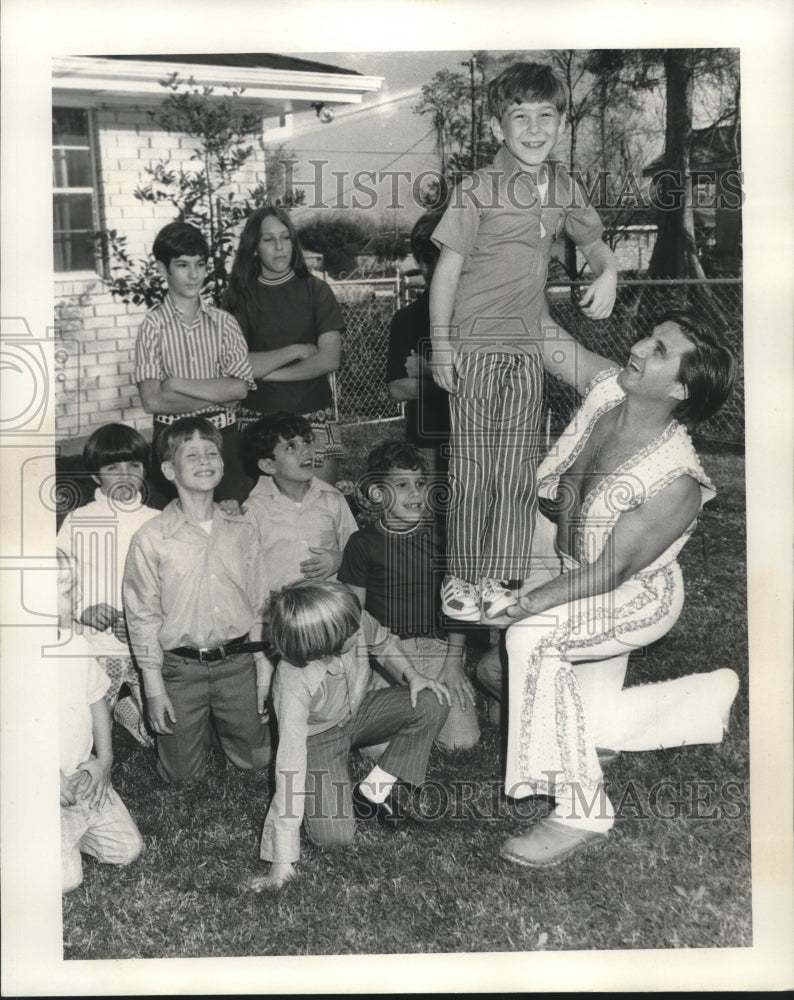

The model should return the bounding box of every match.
[97,74,303,308]
[413,58,500,188]
[296,214,377,279]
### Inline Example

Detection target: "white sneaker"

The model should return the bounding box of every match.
[480,577,517,619]
[441,575,480,621]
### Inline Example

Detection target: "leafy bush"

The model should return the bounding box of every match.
[97,74,303,308]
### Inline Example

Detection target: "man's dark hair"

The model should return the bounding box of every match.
[657,308,737,425]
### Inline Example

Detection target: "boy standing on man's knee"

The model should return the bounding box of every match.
[123,417,271,784]
[429,62,617,621]
[134,221,256,504]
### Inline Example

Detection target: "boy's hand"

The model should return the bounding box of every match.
[256,683,270,722]
[250,862,296,892]
[405,350,424,379]
[406,671,452,708]
[147,693,177,735]
[254,653,274,722]
[80,603,120,632]
[60,769,84,807]
[76,755,112,811]
[219,498,245,516]
[429,344,459,394]
[112,613,129,644]
[300,547,342,580]
[579,270,617,320]
[439,654,476,712]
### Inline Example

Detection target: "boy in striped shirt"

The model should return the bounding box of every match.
[134,222,256,503]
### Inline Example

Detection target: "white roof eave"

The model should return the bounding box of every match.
[52,55,383,111]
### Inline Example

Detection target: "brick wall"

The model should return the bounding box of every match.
[54,105,268,452]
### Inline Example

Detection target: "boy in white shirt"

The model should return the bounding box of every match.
[56,423,159,746]
[58,549,143,893]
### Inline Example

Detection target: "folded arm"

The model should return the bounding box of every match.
[249,343,318,379]
[137,377,247,414]
[261,331,341,382]
[387,376,419,403]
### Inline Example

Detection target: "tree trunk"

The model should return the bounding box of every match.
[647,50,706,280]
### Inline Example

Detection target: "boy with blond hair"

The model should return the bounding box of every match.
[123,417,271,783]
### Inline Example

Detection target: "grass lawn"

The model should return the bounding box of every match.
[60,421,750,957]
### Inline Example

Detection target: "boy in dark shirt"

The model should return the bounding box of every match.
[338,441,479,750]
[386,212,450,474]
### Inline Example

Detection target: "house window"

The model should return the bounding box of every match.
[52,108,99,273]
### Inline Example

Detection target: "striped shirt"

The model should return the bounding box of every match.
[134,294,256,417]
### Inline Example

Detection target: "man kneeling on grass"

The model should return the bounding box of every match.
[251,580,450,891]
[483,307,741,868]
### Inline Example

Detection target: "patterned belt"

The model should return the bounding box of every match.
[154,409,237,430]
[168,635,265,663]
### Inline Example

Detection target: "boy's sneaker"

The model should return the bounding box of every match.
[481,577,517,619]
[441,575,481,621]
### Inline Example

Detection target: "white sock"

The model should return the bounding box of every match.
[359,765,398,804]
[551,783,615,832]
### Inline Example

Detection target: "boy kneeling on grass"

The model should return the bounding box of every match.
[123,417,271,784]
[58,550,143,893]
[251,580,450,892]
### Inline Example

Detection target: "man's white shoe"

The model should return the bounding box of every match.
[481,577,517,619]
[441,575,480,621]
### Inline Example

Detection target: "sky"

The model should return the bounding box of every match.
[283,50,485,229]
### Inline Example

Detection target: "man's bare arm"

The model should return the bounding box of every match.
[510,475,702,619]
[537,300,614,396]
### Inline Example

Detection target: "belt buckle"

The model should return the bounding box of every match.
[197,646,219,663]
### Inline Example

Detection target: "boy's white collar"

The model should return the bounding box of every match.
[93,486,145,511]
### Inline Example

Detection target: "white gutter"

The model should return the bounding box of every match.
[52,55,383,109]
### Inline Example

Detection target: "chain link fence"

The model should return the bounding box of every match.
[333,277,404,424]
[545,279,744,446]
[332,277,744,447]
